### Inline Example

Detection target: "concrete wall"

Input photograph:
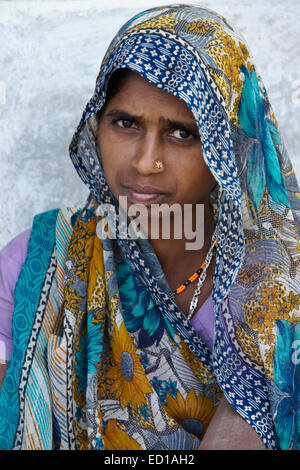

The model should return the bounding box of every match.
[1,0,299,248]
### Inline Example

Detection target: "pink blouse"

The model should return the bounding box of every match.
[0,229,31,362]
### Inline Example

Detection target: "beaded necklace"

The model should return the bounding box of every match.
[171,223,218,321]
[171,241,217,297]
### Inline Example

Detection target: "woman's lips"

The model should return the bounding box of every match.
[122,183,169,205]
[128,191,164,204]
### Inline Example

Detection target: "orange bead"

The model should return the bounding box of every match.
[189,273,198,282]
[176,285,186,294]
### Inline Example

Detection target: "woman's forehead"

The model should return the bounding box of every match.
[104,70,197,122]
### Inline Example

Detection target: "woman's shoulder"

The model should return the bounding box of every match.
[0,206,81,283]
[0,207,83,363]
[0,229,32,362]
[0,228,32,269]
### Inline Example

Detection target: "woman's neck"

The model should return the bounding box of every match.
[149,202,215,273]
[148,202,216,317]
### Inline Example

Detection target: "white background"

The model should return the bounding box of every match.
[0,0,299,248]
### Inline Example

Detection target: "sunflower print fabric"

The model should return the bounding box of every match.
[0,5,300,450]
[65,208,221,450]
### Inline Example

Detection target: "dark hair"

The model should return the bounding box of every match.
[95,68,133,123]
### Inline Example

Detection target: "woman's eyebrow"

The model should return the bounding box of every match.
[105,109,142,122]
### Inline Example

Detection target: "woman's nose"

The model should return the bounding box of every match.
[132,133,164,175]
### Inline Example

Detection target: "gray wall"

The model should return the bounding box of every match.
[1,0,299,248]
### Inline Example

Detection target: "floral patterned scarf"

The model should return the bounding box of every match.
[0,5,300,450]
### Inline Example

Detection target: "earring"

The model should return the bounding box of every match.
[154,160,164,170]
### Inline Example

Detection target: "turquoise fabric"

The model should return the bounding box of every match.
[0,209,59,450]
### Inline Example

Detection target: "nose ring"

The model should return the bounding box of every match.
[154,160,164,170]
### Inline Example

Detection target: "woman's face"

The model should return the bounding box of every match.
[98,71,216,209]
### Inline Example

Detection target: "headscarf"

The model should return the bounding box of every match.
[1,4,300,450]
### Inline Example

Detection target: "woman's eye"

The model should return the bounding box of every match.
[171,129,193,140]
[115,119,135,129]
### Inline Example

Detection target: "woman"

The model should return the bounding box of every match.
[0,5,299,450]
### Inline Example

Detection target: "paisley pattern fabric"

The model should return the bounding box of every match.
[0,5,300,450]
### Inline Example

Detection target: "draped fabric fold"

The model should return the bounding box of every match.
[0,5,300,450]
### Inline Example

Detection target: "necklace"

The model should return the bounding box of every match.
[170,223,218,321]
[171,240,217,298]
[188,225,218,320]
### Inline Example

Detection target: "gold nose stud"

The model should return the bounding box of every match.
[154,160,164,170]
